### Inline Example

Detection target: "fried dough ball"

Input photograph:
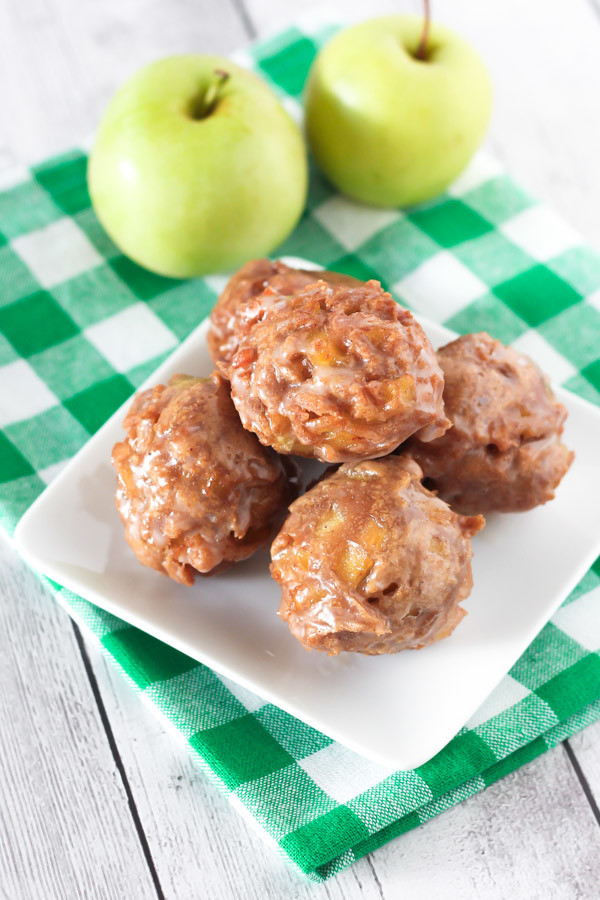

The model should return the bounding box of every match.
[207,258,359,367]
[404,332,573,514]
[112,372,297,585]
[228,279,449,463]
[271,456,484,655]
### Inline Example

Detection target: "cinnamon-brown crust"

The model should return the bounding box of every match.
[228,279,449,463]
[207,258,360,367]
[112,372,297,585]
[271,455,484,655]
[403,332,573,514]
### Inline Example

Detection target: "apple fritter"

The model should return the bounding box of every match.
[271,455,484,655]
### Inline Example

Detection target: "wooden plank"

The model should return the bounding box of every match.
[1,0,600,897]
[87,634,600,899]
[0,0,249,167]
[4,523,600,899]
[244,0,600,248]
[0,537,157,900]
[368,745,600,899]
[85,642,386,899]
[568,723,600,817]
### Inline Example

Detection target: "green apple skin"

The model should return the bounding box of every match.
[88,56,308,278]
[305,16,492,208]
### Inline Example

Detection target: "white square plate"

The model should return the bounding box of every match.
[14,258,600,769]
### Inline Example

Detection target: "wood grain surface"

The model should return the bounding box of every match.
[1,0,599,897]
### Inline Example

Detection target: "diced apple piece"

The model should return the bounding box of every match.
[294,547,311,570]
[315,506,345,537]
[320,429,356,450]
[429,535,448,556]
[335,541,374,587]
[382,375,416,407]
[361,518,385,551]
[365,326,386,347]
[269,414,309,454]
[309,331,346,367]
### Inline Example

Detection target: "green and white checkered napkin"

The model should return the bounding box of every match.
[2,18,600,882]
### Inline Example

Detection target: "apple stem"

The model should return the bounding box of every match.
[415,0,431,60]
[198,69,230,117]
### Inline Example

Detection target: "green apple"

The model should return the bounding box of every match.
[88,56,307,278]
[305,16,492,207]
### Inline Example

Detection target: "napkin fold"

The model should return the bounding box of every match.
[1,17,600,881]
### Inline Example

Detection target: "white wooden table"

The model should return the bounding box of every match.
[1,1,600,897]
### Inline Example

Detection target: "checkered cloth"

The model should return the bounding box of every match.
[2,18,600,882]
